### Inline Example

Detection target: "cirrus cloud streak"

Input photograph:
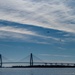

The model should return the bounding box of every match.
[0,0,75,33]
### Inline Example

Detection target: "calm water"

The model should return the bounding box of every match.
[0,68,75,75]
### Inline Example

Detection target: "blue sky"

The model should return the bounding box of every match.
[0,0,75,64]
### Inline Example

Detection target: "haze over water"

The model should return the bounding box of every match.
[0,68,75,75]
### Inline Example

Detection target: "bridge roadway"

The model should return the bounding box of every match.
[2,62,75,66]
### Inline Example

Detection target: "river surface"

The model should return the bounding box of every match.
[0,68,75,75]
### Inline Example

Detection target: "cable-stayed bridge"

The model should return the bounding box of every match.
[0,53,75,68]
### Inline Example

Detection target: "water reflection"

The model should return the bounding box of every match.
[30,73,33,75]
[0,69,2,75]
[0,68,75,75]
[30,69,34,75]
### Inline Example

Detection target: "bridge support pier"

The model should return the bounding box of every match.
[0,54,2,68]
[30,53,33,66]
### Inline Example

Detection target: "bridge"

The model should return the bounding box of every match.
[0,53,75,68]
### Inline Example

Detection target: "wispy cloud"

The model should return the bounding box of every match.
[0,0,75,33]
[39,54,74,58]
[0,0,75,45]
[0,26,37,36]
[0,25,61,44]
[0,26,58,39]
[0,23,75,45]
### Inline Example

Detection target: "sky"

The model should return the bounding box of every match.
[0,0,75,64]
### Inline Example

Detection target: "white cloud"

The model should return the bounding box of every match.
[0,0,75,33]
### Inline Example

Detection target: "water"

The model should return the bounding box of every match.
[0,68,75,75]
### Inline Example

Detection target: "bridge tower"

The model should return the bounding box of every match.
[0,54,2,68]
[30,53,33,66]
